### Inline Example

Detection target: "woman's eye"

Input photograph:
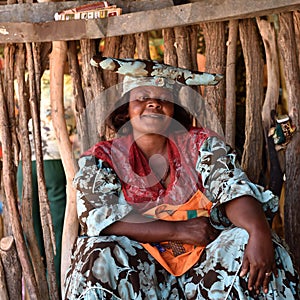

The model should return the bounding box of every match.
[135,97,172,103]
[136,96,149,101]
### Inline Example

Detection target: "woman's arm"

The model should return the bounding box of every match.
[224,195,277,294]
[102,211,219,246]
[196,135,279,294]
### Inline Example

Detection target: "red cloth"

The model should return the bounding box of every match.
[83,127,212,212]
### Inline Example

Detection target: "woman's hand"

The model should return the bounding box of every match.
[240,230,277,294]
[177,217,220,246]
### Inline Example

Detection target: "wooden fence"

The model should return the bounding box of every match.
[0,0,299,299]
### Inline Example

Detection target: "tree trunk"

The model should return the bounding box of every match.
[239,18,264,183]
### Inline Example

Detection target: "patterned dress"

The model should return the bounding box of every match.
[64,127,299,300]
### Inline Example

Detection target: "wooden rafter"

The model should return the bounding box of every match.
[0,0,300,43]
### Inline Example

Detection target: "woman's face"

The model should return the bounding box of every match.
[128,86,174,136]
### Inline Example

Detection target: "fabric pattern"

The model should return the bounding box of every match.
[64,127,299,300]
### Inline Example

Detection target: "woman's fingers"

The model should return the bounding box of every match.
[241,261,276,294]
[239,257,250,278]
[262,271,272,293]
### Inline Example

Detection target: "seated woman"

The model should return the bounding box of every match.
[64,59,299,300]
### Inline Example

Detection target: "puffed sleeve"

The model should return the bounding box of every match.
[73,155,133,236]
[195,136,279,229]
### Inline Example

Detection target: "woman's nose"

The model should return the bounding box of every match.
[146,98,161,108]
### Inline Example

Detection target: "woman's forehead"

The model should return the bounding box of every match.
[130,85,173,95]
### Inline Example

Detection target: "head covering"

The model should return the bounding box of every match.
[122,75,177,96]
[89,55,224,137]
[90,55,223,87]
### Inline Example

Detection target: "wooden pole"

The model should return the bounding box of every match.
[256,16,283,196]
[0,69,40,300]
[201,22,227,132]
[0,247,9,300]
[15,42,50,299]
[135,32,150,60]
[277,12,300,268]
[0,236,22,299]
[239,18,264,183]
[26,41,59,299]
[49,40,79,295]
[225,19,239,148]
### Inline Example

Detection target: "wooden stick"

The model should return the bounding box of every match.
[0,236,22,299]
[257,16,283,197]
[25,42,59,299]
[239,18,264,183]
[15,43,50,298]
[0,51,40,300]
[277,12,300,268]
[0,250,9,300]
[225,19,238,148]
[135,32,150,60]
[201,22,226,131]
[49,40,79,295]
[67,40,89,153]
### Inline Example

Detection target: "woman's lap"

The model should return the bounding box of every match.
[64,228,299,300]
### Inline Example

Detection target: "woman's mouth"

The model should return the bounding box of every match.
[141,114,165,119]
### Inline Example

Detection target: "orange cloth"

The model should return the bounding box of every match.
[141,190,212,276]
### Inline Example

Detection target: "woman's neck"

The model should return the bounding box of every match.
[134,133,168,159]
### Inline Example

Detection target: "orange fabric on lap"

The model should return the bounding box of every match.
[141,190,212,276]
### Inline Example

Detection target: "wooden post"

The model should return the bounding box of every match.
[163,28,177,66]
[135,32,150,59]
[0,236,22,299]
[239,18,264,183]
[26,41,59,299]
[0,252,9,300]
[50,40,79,296]
[201,22,227,132]
[277,12,300,268]
[15,42,49,299]
[102,37,121,88]
[0,52,40,300]
[256,17,283,197]
[225,19,239,148]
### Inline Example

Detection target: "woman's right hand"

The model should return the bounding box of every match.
[176,217,220,246]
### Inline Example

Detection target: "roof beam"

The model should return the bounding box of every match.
[0,0,299,43]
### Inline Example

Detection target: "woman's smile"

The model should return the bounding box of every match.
[128,86,174,136]
[141,113,166,119]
